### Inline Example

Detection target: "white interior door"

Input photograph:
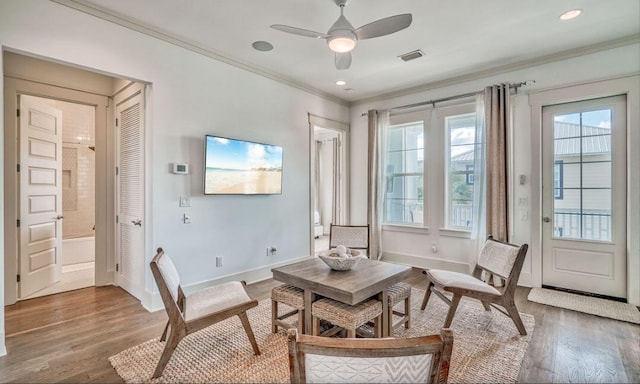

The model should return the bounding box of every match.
[18,95,63,298]
[542,95,627,298]
[115,89,145,300]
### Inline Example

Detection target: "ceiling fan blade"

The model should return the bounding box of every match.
[335,52,352,70]
[271,24,329,39]
[354,14,412,40]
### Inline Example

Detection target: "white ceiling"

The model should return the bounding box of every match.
[69,0,640,103]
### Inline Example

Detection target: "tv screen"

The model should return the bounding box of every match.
[204,135,283,195]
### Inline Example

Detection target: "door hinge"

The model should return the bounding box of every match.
[16,109,20,118]
[116,166,119,175]
[116,263,119,272]
[17,274,20,282]
[115,118,118,127]
[17,164,20,172]
[16,219,20,227]
[116,215,119,224]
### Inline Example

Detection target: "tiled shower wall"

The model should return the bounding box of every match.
[40,98,95,239]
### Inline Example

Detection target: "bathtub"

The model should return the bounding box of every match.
[62,236,95,266]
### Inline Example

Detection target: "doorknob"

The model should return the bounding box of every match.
[53,215,64,220]
[132,219,142,226]
[542,217,550,223]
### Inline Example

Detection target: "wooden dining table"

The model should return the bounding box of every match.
[271,257,412,337]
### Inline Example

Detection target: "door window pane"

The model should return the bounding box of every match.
[552,108,612,241]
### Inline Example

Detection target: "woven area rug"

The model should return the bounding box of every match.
[109,288,534,383]
[528,287,640,324]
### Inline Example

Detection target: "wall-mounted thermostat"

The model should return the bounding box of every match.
[172,163,189,174]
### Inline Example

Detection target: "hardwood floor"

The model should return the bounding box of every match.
[1,269,638,383]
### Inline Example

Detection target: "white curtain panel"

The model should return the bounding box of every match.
[315,140,322,214]
[471,93,487,272]
[367,109,389,260]
[331,137,340,225]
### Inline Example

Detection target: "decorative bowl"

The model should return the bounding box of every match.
[318,249,364,271]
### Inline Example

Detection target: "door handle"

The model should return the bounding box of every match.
[542,217,550,223]
[132,219,142,226]
[53,215,64,220]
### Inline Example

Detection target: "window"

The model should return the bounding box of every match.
[382,103,478,233]
[383,122,424,225]
[445,112,477,230]
[554,160,563,199]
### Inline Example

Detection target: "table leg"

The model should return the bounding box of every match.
[304,289,314,335]
[381,289,389,337]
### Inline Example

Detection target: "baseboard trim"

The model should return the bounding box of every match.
[142,255,314,312]
[0,334,6,356]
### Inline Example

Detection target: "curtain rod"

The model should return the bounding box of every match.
[360,80,535,116]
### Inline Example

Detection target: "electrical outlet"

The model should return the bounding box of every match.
[267,246,277,256]
[183,213,192,224]
[216,256,223,267]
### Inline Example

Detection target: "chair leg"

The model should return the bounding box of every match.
[421,281,434,310]
[404,296,411,329]
[297,309,305,334]
[271,300,278,333]
[160,320,170,342]
[347,328,356,338]
[238,312,261,355]
[504,301,527,336]
[481,300,492,311]
[313,316,320,336]
[153,326,184,379]
[443,294,462,328]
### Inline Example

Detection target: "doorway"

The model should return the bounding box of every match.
[541,95,627,299]
[309,115,349,256]
[3,51,147,305]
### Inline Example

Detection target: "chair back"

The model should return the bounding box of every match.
[477,236,528,288]
[150,248,185,319]
[329,224,370,256]
[288,328,453,384]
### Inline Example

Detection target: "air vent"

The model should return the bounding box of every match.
[398,49,425,62]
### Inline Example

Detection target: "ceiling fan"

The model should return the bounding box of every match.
[271,0,412,70]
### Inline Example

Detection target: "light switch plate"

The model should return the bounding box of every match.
[180,196,191,207]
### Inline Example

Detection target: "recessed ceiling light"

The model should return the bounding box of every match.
[559,9,582,21]
[252,41,273,52]
[335,80,347,86]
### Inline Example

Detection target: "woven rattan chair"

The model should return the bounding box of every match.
[150,248,260,378]
[271,284,305,334]
[420,236,529,335]
[329,223,370,257]
[387,282,412,335]
[312,297,382,338]
[287,328,454,384]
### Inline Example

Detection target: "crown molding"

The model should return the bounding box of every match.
[50,0,350,107]
[351,34,640,106]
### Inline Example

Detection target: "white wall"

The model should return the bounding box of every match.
[0,0,348,355]
[350,43,640,300]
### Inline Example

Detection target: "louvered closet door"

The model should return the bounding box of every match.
[116,89,145,300]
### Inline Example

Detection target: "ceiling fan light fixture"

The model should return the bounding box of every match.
[327,30,356,53]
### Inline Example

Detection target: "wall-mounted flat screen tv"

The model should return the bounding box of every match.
[204,135,283,195]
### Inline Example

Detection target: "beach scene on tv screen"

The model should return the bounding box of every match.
[205,136,283,194]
